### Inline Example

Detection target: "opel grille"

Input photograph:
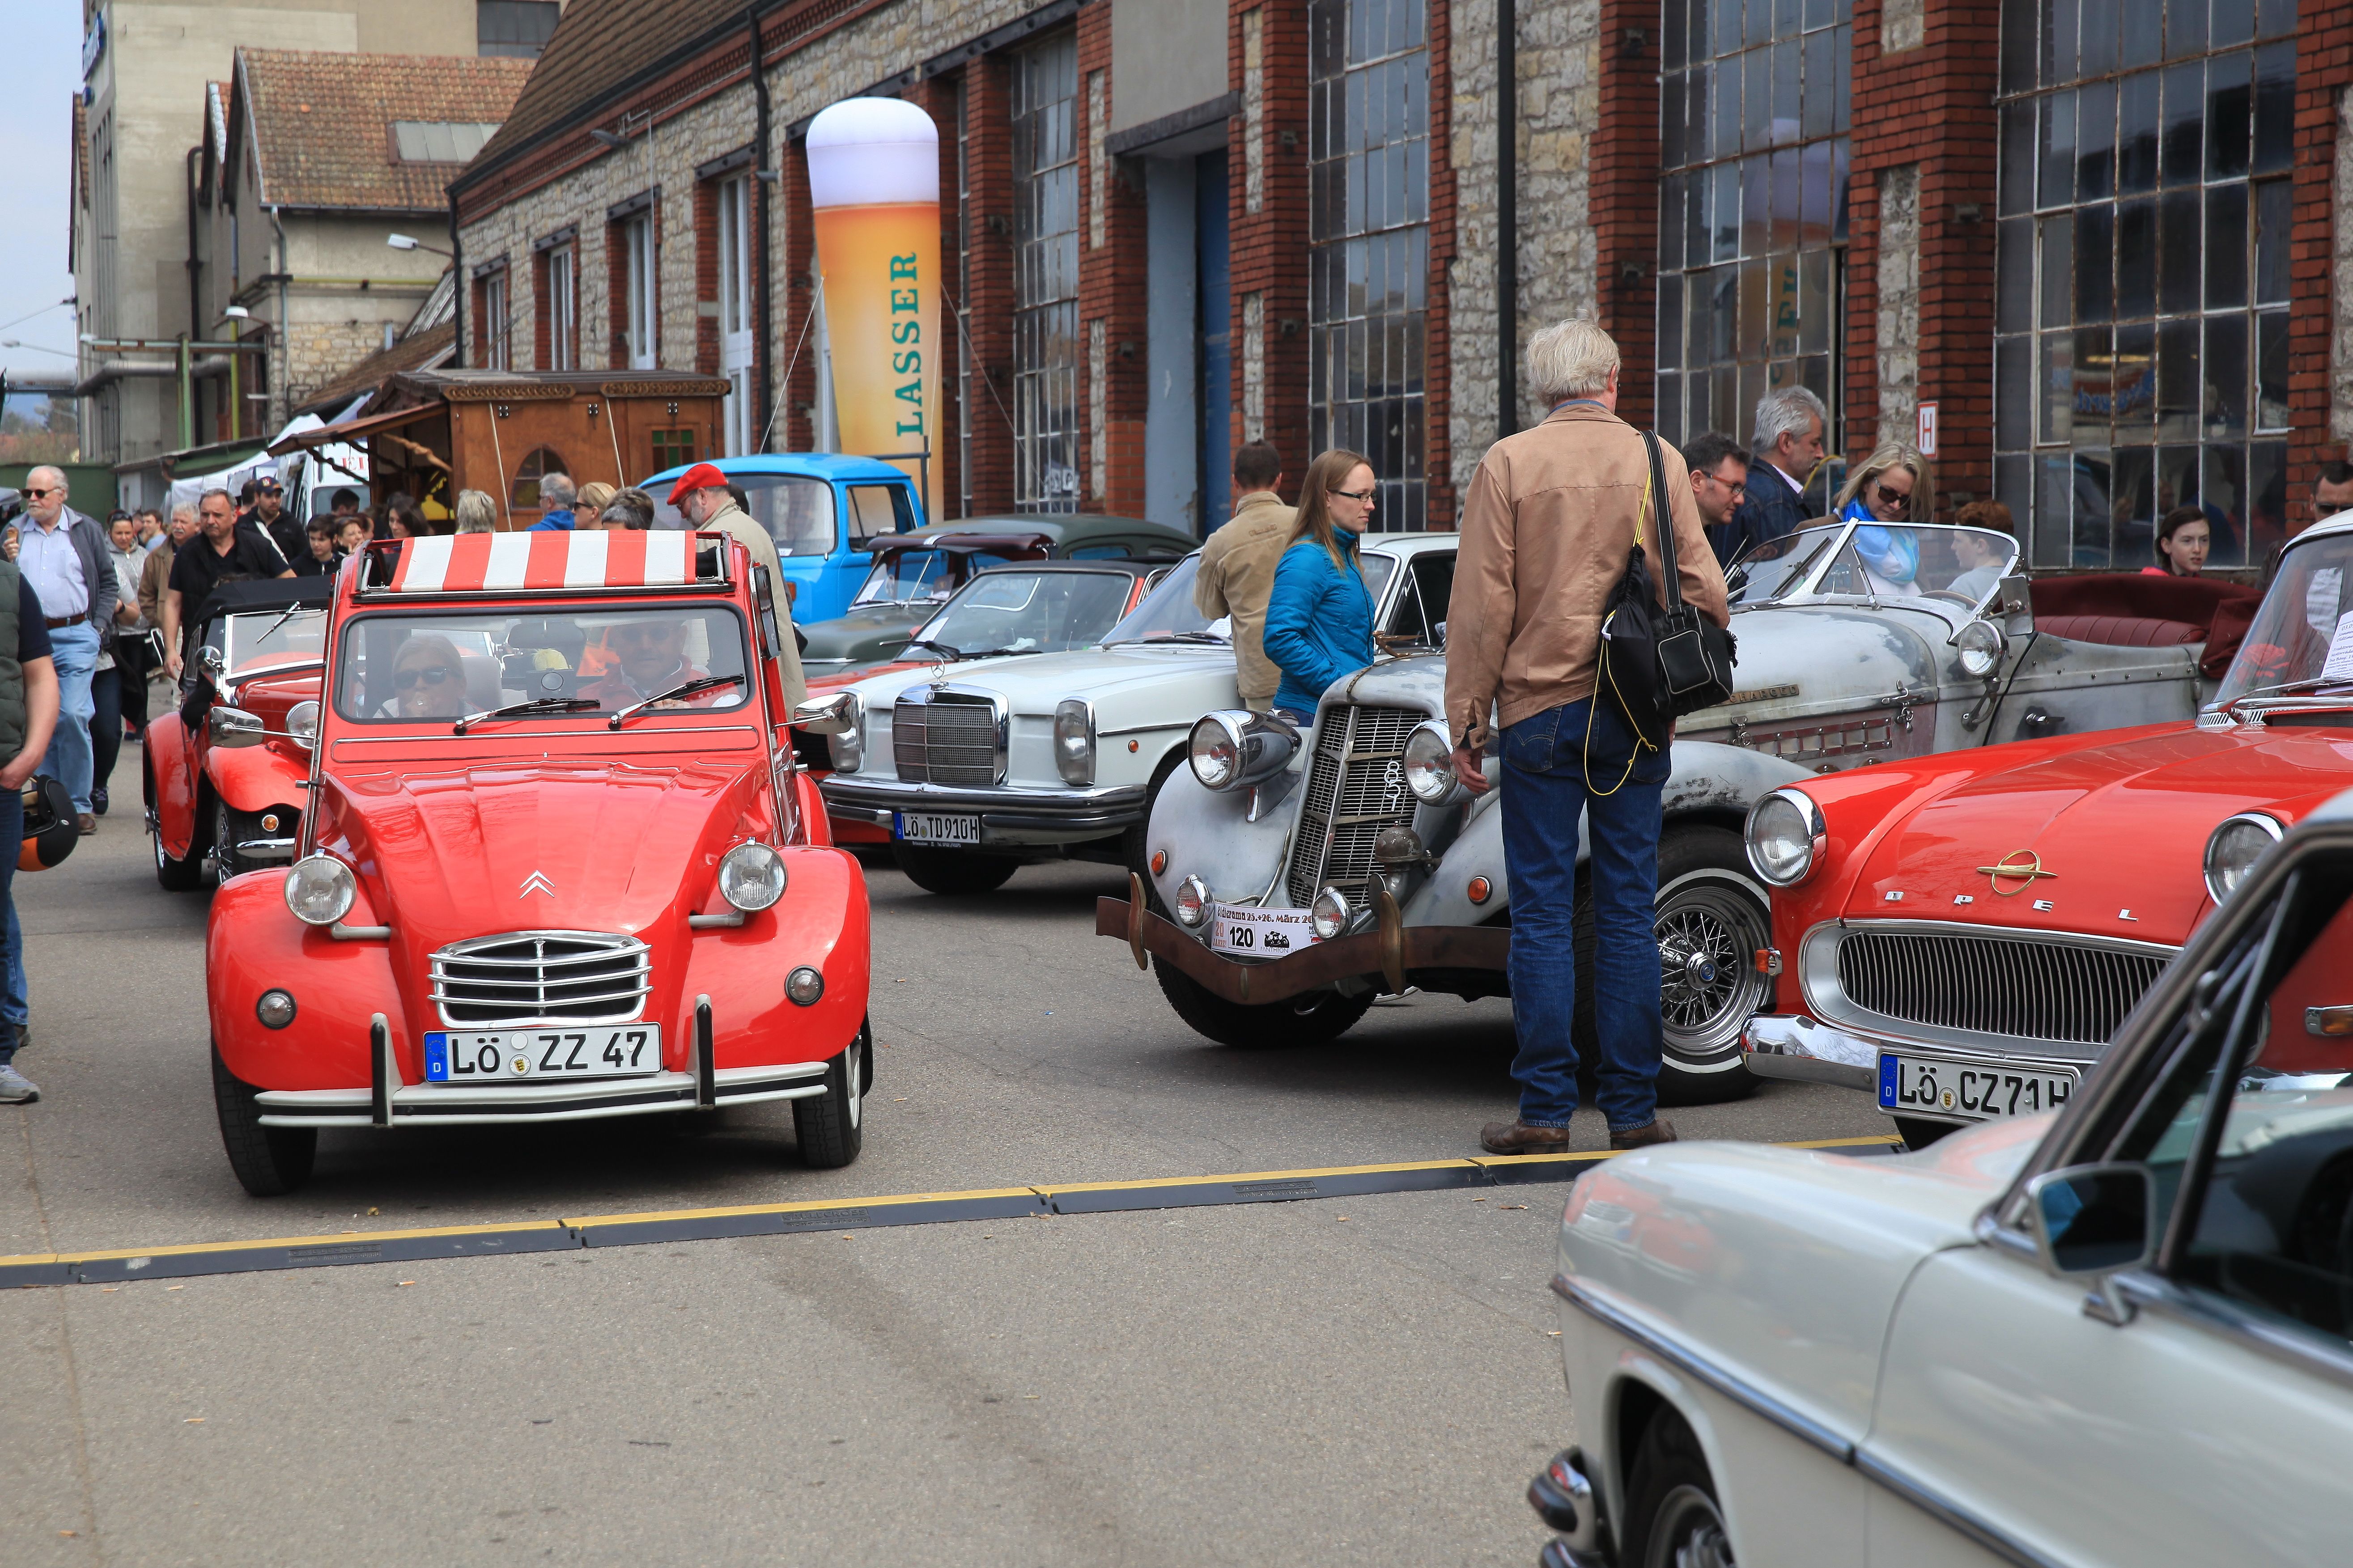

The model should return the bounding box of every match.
[430,931,652,1028]
[893,689,1003,784]
[1285,704,1427,907]
[1832,927,2170,1047]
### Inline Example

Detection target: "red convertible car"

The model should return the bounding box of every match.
[145,576,334,886]
[1741,509,2353,1147]
[206,530,871,1194]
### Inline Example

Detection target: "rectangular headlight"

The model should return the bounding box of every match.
[1053,699,1094,786]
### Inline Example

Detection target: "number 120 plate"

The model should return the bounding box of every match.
[425,1026,662,1082]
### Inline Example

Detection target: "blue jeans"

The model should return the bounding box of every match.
[0,786,22,1058]
[1499,697,1669,1131]
[40,621,98,814]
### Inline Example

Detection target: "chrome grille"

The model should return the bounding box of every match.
[1285,704,1427,906]
[1834,928,2169,1047]
[430,931,652,1028]
[893,690,1001,784]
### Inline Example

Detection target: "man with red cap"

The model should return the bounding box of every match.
[665,462,804,705]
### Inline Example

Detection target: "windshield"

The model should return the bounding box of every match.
[853,547,1022,607]
[1732,523,2019,606]
[216,608,328,679]
[332,604,753,724]
[645,475,839,556]
[2213,530,2353,707]
[1359,549,1398,603]
[1102,555,1225,644]
[909,570,1135,658]
[1730,526,1843,603]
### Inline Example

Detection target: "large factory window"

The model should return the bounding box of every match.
[1011,33,1082,513]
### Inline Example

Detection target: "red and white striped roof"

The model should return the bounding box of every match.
[386,530,721,593]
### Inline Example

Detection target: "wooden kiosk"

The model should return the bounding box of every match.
[273,369,731,529]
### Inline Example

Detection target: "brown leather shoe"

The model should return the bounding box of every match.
[1480,1119,1576,1155]
[76,813,96,836]
[1609,1119,1679,1151]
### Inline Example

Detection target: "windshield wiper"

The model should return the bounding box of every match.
[256,601,312,645]
[2223,674,2353,714]
[950,646,1043,660]
[1110,630,1227,646]
[453,697,598,734]
[900,637,960,660]
[606,674,746,729]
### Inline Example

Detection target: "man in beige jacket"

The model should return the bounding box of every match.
[1443,320,1729,1157]
[667,464,807,709]
[1192,442,1294,713]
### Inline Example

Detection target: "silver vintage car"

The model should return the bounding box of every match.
[1100,518,2260,1102]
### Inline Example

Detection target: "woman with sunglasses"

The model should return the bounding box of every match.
[1831,440,1936,596]
[1262,449,1381,726]
[384,636,471,720]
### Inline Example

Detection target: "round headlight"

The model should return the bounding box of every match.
[1955,619,2005,679]
[285,699,320,751]
[1174,874,1209,928]
[785,966,825,1006]
[1402,720,1458,805]
[1745,790,1824,887]
[2203,813,2283,904]
[1310,885,1351,941]
[283,855,357,926]
[1189,712,1244,790]
[718,841,788,912]
[256,989,297,1029]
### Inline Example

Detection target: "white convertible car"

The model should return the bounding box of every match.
[1531,789,2353,1567]
[811,535,1458,893]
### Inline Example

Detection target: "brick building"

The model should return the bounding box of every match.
[447,0,2349,571]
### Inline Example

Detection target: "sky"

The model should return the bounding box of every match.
[0,4,84,380]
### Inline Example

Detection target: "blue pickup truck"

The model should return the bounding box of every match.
[636,454,923,623]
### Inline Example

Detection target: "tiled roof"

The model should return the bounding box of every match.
[463,0,757,179]
[233,49,537,212]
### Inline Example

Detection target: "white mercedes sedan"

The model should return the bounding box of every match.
[1529,788,2353,1567]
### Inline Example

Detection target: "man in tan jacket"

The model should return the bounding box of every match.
[1193,443,1294,712]
[1444,320,1729,1157]
[667,464,807,709]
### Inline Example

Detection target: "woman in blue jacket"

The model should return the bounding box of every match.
[1263,448,1380,723]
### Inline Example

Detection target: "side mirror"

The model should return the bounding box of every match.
[199,645,227,679]
[792,691,858,736]
[1432,619,1448,649]
[1995,572,2035,637]
[208,706,266,749]
[2024,1162,2154,1276]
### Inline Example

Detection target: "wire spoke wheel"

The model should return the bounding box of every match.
[1652,870,1772,1067]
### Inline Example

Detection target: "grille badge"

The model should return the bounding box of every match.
[519,869,555,898]
[1976,848,2057,895]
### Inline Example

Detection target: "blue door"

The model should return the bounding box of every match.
[1196,150,1232,541]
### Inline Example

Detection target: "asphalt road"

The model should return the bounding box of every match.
[3,741,1891,1565]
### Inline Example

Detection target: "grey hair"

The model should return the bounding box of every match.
[1524,319,1622,405]
[1751,386,1828,458]
[198,487,235,511]
[170,503,198,523]
[25,465,65,494]
[452,489,498,534]
[538,472,577,510]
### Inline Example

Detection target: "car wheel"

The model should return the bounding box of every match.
[152,771,205,892]
[211,1046,316,1197]
[213,797,256,881]
[792,1019,868,1169]
[1574,826,1769,1107]
[890,844,1019,895]
[1894,1116,1956,1151]
[1150,957,1376,1048]
[1621,1407,1736,1568]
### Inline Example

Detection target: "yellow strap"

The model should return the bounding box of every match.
[1584,611,1657,800]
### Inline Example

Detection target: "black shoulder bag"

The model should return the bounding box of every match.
[1588,431,1738,789]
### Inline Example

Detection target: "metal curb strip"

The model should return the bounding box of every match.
[0,1136,1899,1289]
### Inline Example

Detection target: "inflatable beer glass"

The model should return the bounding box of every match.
[807,98,942,520]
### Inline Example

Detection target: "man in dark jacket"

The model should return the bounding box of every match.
[14,467,127,832]
[1709,386,1826,567]
[255,476,304,564]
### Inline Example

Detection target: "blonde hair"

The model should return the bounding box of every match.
[1835,441,1937,521]
[451,489,498,534]
[1525,319,1621,405]
[576,481,617,517]
[1291,448,1374,572]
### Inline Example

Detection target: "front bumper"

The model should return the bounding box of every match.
[256,1061,831,1127]
[821,775,1148,846]
[1740,1014,1880,1091]
[1095,892,1508,1004]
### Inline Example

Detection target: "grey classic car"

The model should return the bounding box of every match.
[1098,518,2260,1102]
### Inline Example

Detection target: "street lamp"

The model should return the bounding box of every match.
[387,233,454,258]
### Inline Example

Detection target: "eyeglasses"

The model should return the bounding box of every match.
[21,487,56,500]
[393,665,460,691]
[1873,483,1913,512]
[1329,487,1377,504]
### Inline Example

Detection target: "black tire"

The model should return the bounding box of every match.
[152,770,205,892]
[792,1020,868,1168]
[1895,1116,1956,1151]
[890,844,1019,895]
[1620,1407,1736,1568]
[1574,825,1769,1107]
[211,1046,316,1197]
[214,797,253,881]
[1151,956,1376,1048]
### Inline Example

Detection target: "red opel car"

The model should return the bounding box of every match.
[206,530,871,1194]
[1741,511,2353,1146]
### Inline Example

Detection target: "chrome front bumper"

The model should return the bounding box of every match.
[255,1062,830,1127]
[820,775,1149,844]
[1740,1014,1879,1092]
